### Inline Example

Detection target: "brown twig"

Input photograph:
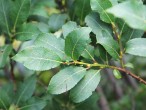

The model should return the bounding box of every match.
[64,61,146,85]
[10,58,15,84]
[109,66,146,85]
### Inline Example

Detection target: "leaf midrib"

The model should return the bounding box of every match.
[13,0,27,29]
[1,0,10,34]
[50,68,86,93]
[73,70,100,98]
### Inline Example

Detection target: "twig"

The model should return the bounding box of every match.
[10,58,16,84]
[64,61,146,85]
[109,66,146,85]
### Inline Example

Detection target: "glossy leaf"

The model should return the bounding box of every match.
[90,0,115,23]
[15,23,41,41]
[70,70,101,103]
[62,21,78,38]
[126,38,146,57]
[11,0,31,28]
[0,45,12,68]
[48,14,68,32]
[65,27,92,60]
[12,47,62,71]
[34,33,70,61]
[107,1,146,30]
[97,37,119,59]
[48,66,87,94]
[113,69,122,79]
[16,75,37,105]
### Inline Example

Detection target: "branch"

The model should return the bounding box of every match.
[64,61,146,85]
[10,58,15,84]
[109,66,146,85]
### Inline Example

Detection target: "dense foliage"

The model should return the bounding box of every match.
[1,0,146,110]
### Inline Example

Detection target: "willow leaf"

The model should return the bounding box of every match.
[65,27,92,60]
[107,1,146,30]
[12,47,62,71]
[48,66,87,94]
[70,70,101,103]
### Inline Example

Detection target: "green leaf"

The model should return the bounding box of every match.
[38,22,50,33]
[113,69,122,79]
[0,89,11,109]
[0,45,12,68]
[117,19,144,45]
[11,0,31,29]
[0,0,12,33]
[48,14,68,32]
[81,45,95,60]
[90,0,115,23]
[109,0,118,5]
[34,33,70,61]
[20,97,47,110]
[16,75,37,105]
[107,1,146,30]
[73,0,91,22]
[65,27,92,60]
[15,23,41,41]
[70,70,101,103]
[62,21,78,38]
[76,93,99,110]
[124,63,134,69]
[126,38,146,57]
[97,37,119,59]
[12,46,62,71]
[48,66,87,94]
[85,12,112,40]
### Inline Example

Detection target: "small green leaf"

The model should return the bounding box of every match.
[12,47,62,71]
[16,75,37,105]
[70,70,101,103]
[113,69,122,79]
[97,37,119,59]
[107,1,146,30]
[11,0,31,28]
[124,63,134,68]
[48,66,87,94]
[48,14,68,32]
[34,33,70,61]
[126,38,146,57]
[90,0,115,23]
[65,27,92,60]
[0,45,12,68]
[15,23,41,41]
[62,21,78,38]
